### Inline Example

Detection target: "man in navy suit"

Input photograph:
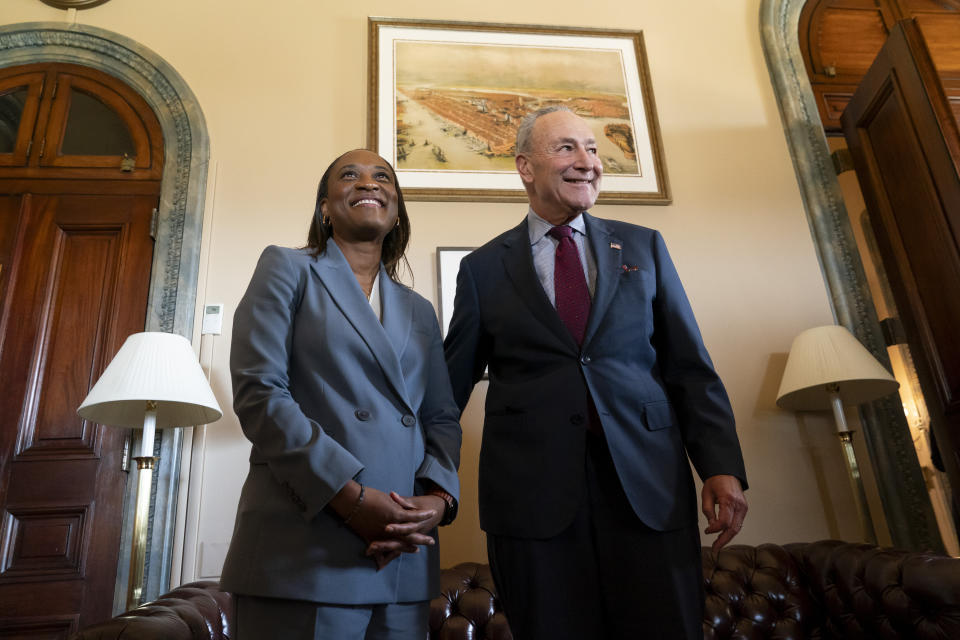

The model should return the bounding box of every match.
[444,107,748,639]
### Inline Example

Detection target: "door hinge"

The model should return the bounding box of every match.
[37,138,46,159]
[831,148,855,175]
[879,316,908,347]
[121,432,131,472]
[150,208,159,240]
[51,79,59,100]
[25,139,32,159]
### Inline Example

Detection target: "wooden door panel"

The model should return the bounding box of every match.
[856,77,960,408]
[2,502,88,578]
[0,191,154,630]
[0,195,23,324]
[20,224,122,455]
[0,615,77,640]
[842,19,960,514]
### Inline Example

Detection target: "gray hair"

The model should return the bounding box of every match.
[515,105,573,157]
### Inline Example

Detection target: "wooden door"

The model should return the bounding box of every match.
[841,19,960,522]
[0,63,163,636]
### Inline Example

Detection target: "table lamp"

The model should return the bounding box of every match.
[776,324,899,544]
[77,331,222,610]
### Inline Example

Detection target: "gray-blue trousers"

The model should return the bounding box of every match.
[235,595,429,640]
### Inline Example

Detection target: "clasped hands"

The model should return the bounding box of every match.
[331,480,445,570]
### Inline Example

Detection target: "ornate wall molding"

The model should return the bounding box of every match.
[759,1,942,551]
[0,22,209,607]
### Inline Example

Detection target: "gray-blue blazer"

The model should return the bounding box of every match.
[220,241,461,605]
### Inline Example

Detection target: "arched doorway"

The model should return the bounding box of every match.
[759,0,944,551]
[0,22,210,626]
[0,61,163,634]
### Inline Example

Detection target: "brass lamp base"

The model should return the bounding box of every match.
[126,455,155,610]
[836,431,878,545]
[828,385,878,545]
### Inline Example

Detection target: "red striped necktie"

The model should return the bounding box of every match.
[548,225,591,346]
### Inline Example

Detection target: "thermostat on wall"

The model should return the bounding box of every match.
[202,303,224,335]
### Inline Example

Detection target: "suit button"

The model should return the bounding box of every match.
[570,413,585,425]
[355,409,371,421]
[581,355,591,364]
[401,414,416,427]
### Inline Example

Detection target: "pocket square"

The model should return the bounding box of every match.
[620,264,640,273]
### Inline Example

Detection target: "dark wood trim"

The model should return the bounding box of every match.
[0,179,161,195]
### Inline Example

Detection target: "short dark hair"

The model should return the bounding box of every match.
[515,105,574,156]
[305,150,411,282]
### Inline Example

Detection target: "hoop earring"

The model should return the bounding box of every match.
[322,216,331,226]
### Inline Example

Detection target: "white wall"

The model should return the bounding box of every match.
[4,0,881,585]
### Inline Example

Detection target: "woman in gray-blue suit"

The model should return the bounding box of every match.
[220,149,462,639]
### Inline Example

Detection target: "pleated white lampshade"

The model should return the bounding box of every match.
[776,325,899,411]
[78,332,222,428]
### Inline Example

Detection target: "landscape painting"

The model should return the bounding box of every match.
[395,42,639,176]
[369,19,671,204]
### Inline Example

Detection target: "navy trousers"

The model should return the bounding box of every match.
[486,432,704,640]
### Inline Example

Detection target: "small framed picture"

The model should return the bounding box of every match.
[435,247,474,337]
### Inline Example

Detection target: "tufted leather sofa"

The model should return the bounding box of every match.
[701,540,960,639]
[69,582,233,640]
[72,540,960,639]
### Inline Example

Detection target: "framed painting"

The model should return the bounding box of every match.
[369,18,671,204]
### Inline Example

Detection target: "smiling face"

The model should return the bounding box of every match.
[516,110,603,225]
[320,149,399,245]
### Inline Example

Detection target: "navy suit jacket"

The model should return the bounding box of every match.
[221,242,461,604]
[444,214,746,539]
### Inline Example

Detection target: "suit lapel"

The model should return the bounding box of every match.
[378,267,413,393]
[309,241,412,411]
[583,213,622,350]
[501,220,579,352]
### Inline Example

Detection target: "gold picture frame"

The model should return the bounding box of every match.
[368,17,671,205]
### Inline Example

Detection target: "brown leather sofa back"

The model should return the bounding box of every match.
[71,582,231,640]
[702,541,960,639]
[72,541,960,640]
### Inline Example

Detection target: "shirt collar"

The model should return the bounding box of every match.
[526,208,587,245]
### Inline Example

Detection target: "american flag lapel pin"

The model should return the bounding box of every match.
[609,242,622,250]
